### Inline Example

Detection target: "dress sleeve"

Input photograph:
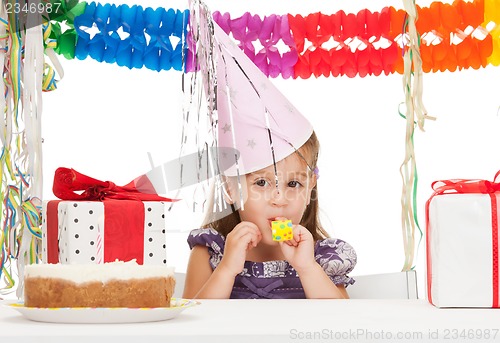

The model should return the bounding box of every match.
[314,238,357,287]
[186,228,226,269]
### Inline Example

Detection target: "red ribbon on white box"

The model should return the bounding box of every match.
[426,171,500,307]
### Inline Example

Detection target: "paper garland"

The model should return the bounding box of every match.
[417,0,494,72]
[212,11,297,78]
[44,0,500,77]
[73,2,190,71]
[45,0,87,59]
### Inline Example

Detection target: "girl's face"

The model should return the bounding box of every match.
[228,153,316,245]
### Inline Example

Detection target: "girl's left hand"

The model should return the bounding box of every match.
[279,224,316,273]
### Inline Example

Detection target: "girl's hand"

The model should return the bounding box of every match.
[279,224,316,273]
[217,221,262,277]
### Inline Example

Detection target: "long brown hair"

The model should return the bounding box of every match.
[203,131,329,240]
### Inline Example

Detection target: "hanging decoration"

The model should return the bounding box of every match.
[399,0,435,272]
[417,0,492,72]
[45,0,87,59]
[43,0,500,77]
[213,11,298,78]
[1,0,63,296]
[484,0,500,65]
[73,3,190,71]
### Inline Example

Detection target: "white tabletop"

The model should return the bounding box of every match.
[2,299,500,343]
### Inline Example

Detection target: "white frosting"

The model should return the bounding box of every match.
[24,260,174,284]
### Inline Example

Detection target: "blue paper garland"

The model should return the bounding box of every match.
[74,2,189,72]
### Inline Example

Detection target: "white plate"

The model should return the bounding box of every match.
[5,298,199,323]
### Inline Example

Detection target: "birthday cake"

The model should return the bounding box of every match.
[24,261,175,308]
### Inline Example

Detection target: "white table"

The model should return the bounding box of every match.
[1,299,500,343]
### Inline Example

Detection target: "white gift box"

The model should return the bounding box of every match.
[42,200,168,265]
[427,192,500,308]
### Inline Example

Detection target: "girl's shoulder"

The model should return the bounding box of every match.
[314,237,357,261]
[187,227,226,250]
[314,237,357,280]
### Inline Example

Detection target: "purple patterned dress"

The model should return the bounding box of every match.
[187,228,357,299]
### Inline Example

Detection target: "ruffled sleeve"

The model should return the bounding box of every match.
[187,228,226,270]
[314,238,357,287]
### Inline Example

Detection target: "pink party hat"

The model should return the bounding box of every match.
[213,22,313,176]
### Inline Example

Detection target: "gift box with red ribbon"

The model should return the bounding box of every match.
[426,172,500,308]
[41,168,176,265]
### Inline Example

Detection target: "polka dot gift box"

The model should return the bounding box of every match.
[42,200,168,265]
[41,168,176,265]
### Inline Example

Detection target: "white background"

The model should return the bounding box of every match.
[39,0,500,298]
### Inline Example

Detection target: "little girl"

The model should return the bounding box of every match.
[183,131,357,299]
[183,14,356,299]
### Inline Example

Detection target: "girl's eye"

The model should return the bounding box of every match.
[255,179,269,187]
[288,180,302,188]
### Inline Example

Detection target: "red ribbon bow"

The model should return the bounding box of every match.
[52,167,176,202]
[430,170,500,196]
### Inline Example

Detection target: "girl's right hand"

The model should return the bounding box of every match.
[217,221,262,277]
